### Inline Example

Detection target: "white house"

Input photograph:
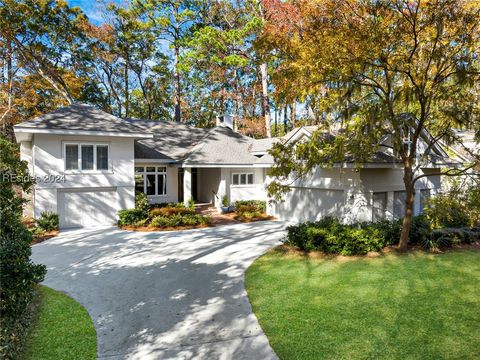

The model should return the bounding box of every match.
[13,103,459,228]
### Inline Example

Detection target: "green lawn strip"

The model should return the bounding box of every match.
[246,249,480,360]
[22,286,96,360]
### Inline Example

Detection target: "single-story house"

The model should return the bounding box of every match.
[13,103,459,228]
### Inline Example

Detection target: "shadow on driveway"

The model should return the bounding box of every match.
[32,220,287,359]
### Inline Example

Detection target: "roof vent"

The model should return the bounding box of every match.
[216,114,237,131]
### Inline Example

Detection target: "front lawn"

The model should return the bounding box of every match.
[22,286,96,360]
[246,248,480,360]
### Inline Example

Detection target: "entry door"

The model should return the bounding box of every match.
[178,169,184,203]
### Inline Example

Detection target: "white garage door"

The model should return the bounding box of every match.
[59,189,118,228]
[273,188,344,222]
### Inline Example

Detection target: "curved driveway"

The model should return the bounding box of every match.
[31,221,286,360]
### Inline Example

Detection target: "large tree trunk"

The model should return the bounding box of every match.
[283,105,288,134]
[174,44,181,123]
[290,100,296,129]
[124,61,129,117]
[259,62,271,137]
[399,164,415,250]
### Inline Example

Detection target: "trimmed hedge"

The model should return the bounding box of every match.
[234,200,266,213]
[149,207,195,218]
[118,208,147,226]
[285,218,393,255]
[150,214,210,228]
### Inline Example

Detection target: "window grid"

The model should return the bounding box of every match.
[64,143,110,172]
[135,166,167,196]
[232,172,254,185]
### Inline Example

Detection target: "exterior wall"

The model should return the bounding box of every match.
[22,134,135,223]
[197,168,221,204]
[225,168,267,207]
[270,166,443,223]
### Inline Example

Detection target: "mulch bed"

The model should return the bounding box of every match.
[31,231,59,245]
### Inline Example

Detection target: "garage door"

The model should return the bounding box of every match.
[273,188,344,222]
[58,189,118,228]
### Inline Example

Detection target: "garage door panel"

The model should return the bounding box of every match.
[274,188,344,222]
[59,189,118,228]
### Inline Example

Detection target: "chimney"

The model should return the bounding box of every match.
[216,114,237,131]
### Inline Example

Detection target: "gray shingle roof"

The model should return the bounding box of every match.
[183,126,272,166]
[126,119,210,161]
[14,103,149,135]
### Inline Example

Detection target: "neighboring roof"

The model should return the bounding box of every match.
[126,119,210,161]
[249,137,280,153]
[14,103,151,138]
[183,126,273,166]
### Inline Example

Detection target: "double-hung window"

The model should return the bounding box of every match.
[65,143,109,171]
[232,173,254,186]
[135,166,167,196]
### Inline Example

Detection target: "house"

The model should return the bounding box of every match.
[13,103,459,228]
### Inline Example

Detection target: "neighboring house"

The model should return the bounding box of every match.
[13,103,459,228]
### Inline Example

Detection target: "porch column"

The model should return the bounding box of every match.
[183,167,192,206]
[216,168,228,210]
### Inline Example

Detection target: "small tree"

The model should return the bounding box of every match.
[263,0,480,249]
[0,137,46,357]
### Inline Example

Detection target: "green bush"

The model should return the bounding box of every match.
[135,191,149,213]
[149,206,195,218]
[424,194,469,228]
[0,137,46,358]
[234,200,266,213]
[285,218,388,255]
[425,227,480,250]
[150,214,210,228]
[36,211,59,232]
[409,214,432,244]
[118,208,147,226]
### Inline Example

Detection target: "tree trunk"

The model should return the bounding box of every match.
[290,100,296,129]
[283,105,288,134]
[274,108,278,136]
[124,61,129,117]
[259,62,271,137]
[399,164,415,250]
[174,45,181,122]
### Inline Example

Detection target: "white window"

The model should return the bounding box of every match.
[135,166,167,196]
[232,172,254,185]
[64,143,110,172]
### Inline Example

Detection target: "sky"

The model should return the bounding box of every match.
[66,0,124,24]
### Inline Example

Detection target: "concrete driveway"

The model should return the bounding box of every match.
[31,221,286,360]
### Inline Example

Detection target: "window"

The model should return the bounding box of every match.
[419,189,431,213]
[135,166,167,196]
[393,191,406,219]
[232,172,254,186]
[65,144,78,170]
[64,143,109,172]
[81,145,94,170]
[372,192,388,222]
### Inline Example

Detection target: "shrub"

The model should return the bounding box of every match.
[149,206,195,217]
[222,195,228,207]
[234,200,266,213]
[150,214,210,228]
[424,194,469,229]
[409,214,432,244]
[285,217,391,255]
[135,191,149,213]
[370,218,402,245]
[0,137,46,358]
[36,211,59,232]
[188,198,195,209]
[118,208,147,226]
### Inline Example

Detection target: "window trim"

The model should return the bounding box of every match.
[63,142,111,173]
[231,172,254,186]
[135,166,167,196]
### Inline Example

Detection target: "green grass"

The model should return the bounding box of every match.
[22,286,96,360]
[246,248,480,360]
